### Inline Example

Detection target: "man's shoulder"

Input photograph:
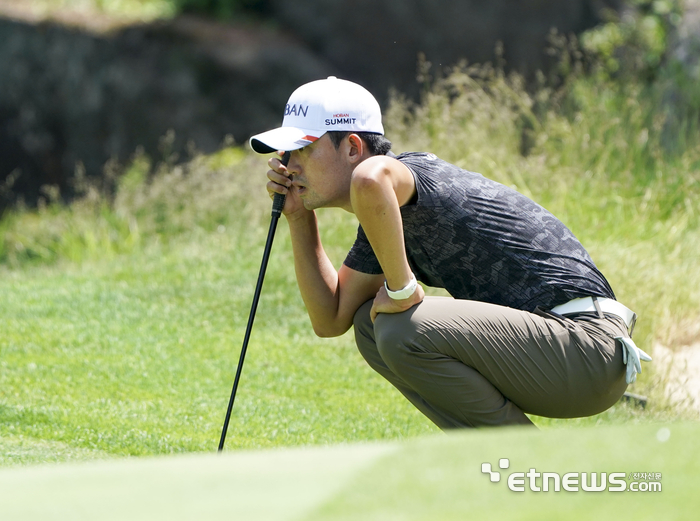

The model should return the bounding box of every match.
[395,151,440,163]
[395,151,475,179]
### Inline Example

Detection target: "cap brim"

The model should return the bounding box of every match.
[249,127,325,154]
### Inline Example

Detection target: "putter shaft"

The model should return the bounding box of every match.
[218,153,289,452]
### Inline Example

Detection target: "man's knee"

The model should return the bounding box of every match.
[373,311,421,370]
[353,302,418,370]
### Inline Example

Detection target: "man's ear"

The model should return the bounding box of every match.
[346,133,364,164]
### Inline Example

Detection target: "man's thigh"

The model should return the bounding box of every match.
[373,296,627,418]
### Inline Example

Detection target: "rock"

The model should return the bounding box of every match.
[668,0,700,79]
[658,0,700,150]
[0,14,335,208]
[269,0,624,99]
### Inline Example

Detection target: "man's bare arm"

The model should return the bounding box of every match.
[349,155,425,321]
[286,210,385,337]
[266,153,384,337]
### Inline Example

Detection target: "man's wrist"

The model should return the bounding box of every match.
[385,273,418,300]
[285,208,315,224]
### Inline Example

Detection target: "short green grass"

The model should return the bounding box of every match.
[0,232,439,458]
[0,436,111,466]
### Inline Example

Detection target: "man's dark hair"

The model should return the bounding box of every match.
[327,131,392,155]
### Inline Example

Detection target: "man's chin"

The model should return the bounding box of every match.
[302,199,320,211]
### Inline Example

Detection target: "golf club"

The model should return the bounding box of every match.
[218,151,290,452]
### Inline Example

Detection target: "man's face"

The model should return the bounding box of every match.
[286,134,352,211]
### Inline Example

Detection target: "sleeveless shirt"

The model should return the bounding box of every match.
[343,152,615,312]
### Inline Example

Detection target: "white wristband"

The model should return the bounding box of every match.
[385,274,418,300]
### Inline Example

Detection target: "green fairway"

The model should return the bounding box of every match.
[0,222,675,463]
[0,422,695,520]
[0,436,111,467]
[0,233,439,457]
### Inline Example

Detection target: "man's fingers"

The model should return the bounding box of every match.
[268,167,291,185]
[266,162,292,200]
[268,155,289,173]
[266,180,289,198]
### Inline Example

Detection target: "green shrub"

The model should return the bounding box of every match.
[0,145,271,267]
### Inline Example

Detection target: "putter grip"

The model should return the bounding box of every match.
[271,151,290,217]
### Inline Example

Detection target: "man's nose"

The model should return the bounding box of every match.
[286,152,301,175]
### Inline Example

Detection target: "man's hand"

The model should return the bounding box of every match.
[370,283,425,323]
[266,152,308,219]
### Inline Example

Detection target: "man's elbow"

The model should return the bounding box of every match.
[312,322,350,338]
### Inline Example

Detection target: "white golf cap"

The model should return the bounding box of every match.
[249,76,384,154]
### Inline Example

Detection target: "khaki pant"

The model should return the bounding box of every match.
[353,296,630,429]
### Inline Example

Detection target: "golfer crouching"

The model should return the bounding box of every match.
[250,76,651,429]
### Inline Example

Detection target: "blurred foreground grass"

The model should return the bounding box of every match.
[1,423,696,520]
[1,35,700,464]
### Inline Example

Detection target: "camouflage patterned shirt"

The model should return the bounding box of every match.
[343,152,615,311]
